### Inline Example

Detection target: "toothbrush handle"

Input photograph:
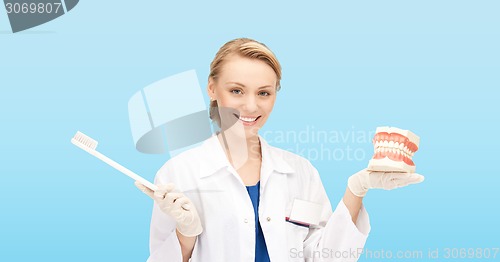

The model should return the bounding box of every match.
[72,139,158,191]
[91,150,158,191]
[92,150,190,210]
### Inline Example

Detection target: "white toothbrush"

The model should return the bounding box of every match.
[71,131,191,211]
[71,131,158,191]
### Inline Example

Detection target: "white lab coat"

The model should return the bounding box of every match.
[147,135,370,262]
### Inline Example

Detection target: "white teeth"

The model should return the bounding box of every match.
[239,116,257,122]
[374,139,418,162]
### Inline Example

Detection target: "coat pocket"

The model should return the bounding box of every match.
[286,221,310,252]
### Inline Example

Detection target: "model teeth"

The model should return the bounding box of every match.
[373,139,417,160]
[370,128,420,170]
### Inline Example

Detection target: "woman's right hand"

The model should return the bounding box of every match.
[135,182,203,237]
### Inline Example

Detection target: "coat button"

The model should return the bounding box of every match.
[267,217,271,222]
[244,218,248,223]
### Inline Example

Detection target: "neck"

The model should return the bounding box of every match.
[217,131,261,169]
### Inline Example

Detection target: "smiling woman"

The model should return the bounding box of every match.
[134,38,424,262]
[209,55,277,134]
[207,38,281,130]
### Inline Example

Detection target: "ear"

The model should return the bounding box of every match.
[207,77,217,100]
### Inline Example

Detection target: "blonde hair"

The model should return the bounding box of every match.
[208,38,282,126]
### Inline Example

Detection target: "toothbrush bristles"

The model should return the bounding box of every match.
[73,131,98,149]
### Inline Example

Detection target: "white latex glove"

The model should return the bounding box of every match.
[348,168,425,197]
[135,181,203,237]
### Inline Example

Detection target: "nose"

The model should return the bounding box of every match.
[242,94,258,113]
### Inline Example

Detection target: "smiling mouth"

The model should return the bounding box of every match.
[233,114,261,125]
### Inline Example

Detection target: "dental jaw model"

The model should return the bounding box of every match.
[368,127,420,173]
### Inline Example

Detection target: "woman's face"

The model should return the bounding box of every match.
[208,55,278,138]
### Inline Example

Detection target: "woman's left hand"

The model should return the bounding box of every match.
[347,168,424,197]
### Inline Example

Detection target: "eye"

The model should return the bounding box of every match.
[259,91,271,96]
[231,89,243,95]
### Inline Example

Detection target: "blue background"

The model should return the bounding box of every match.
[1,1,499,261]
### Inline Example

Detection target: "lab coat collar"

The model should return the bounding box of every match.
[198,134,294,179]
[259,136,295,174]
[198,134,232,179]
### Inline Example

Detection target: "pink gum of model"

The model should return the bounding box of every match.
[367,126,420,173]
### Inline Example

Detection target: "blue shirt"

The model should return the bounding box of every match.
[246,181,271,262]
